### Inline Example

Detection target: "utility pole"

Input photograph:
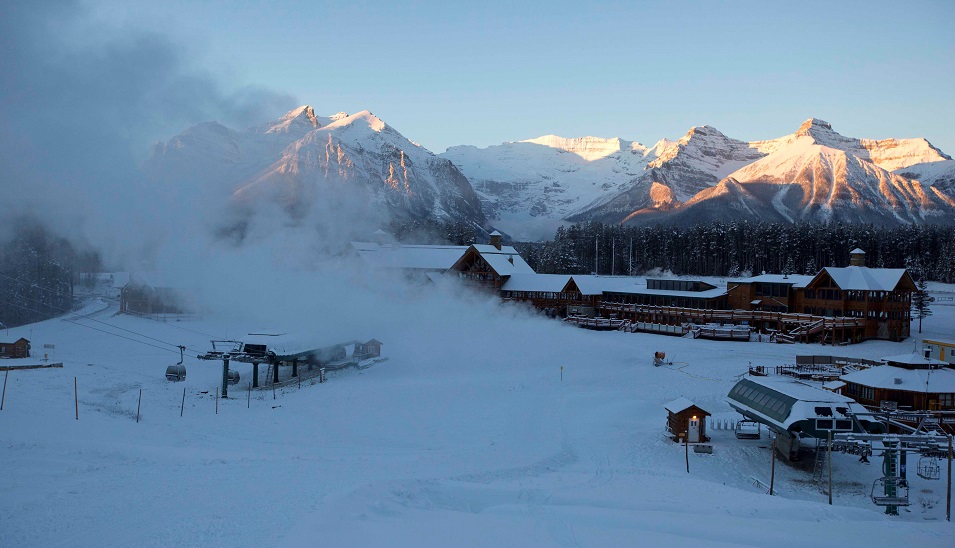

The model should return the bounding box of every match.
[770,436,776,496]
[221,355,230,398]
[828,431,833,505]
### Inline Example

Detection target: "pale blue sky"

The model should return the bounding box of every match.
[78,0,955,153]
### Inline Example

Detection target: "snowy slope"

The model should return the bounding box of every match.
[896,159,955,195]
[2,280,954,546]
[146,106,486,229]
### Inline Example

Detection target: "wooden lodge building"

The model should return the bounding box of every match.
[501,249,915,343]
[345,236,914,344]
[841,353,955,412]
[119,273,193,316]
[448,232,536,290]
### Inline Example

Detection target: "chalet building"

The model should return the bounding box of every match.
[801,251,914,342]
[448,232,536,290]
[664,397,710,443]
[727,274,814,313]
[355,339,382,359]
[0,338,30,358]
[120,273,193,316]
[841,353,955,412]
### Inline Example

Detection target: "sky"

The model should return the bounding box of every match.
[74,0,955,153]
[1,0,953,264]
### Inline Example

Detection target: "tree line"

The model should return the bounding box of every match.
[512,221,955,283]
[0,221,101,329]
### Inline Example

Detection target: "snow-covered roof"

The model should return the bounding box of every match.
[821,266,908,291]
[664,397,704,414]
[570,275,643,296]
[470,245,535,275]
[731,273,814,288]
[353,243,468,271]
[242,333,348,359]
[614,286,728,299]
[501,273,572,292]
[841,365,955,393]
[850,248,865,254]
[881,353,948,367]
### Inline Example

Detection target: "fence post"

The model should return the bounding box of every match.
[136,388,142,423]
[180,386,186,417]
[74,377,78,420]
[1,370,8,410]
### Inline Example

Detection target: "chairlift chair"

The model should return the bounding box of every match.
[916,456,941,480]
[165,345,187,382]
[735,420,761,440]
[870,477,910,507]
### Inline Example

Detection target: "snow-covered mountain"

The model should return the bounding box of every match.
[145,106,486,230]
[447,118,955,234]
[441,136,656,240]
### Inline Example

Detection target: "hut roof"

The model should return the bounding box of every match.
[664,397,704,415]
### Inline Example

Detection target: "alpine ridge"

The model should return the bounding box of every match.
[443,118,955,237]
[145,106,486,235]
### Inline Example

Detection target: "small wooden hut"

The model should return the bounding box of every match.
[664,397,710,443]
[0,338,30,358]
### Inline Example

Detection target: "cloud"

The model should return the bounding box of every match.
[0,1,296,263]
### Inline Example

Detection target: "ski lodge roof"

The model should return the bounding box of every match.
[350,242,468,271]
[841,365,955,393]
[732,273,814,288]
[570,275,642,296]
[501,273,572,292]
[820,266,908,292]
[470,244,535,276]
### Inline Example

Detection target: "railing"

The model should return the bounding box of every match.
[597,302,864,329]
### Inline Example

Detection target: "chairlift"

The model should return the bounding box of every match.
[916,456,941,480]
[165,345,187,382]
[870,477,910,507]
[735,420,761,440]
[227,369,240,385]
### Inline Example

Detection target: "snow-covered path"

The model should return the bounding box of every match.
[1,286,953,546]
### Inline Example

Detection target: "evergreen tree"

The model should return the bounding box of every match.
[911,277,933,334]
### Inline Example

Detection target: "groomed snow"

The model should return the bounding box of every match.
[1,282,953,546]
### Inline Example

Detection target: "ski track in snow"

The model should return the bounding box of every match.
[1,289,954,546]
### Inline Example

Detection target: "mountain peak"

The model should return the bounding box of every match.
[796,118,833,135]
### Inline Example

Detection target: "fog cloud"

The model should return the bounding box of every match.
[0,1,297,265]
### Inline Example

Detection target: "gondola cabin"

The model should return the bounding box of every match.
[664,397,710,443]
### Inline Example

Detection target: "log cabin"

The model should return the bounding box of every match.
[0,338,30,358]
